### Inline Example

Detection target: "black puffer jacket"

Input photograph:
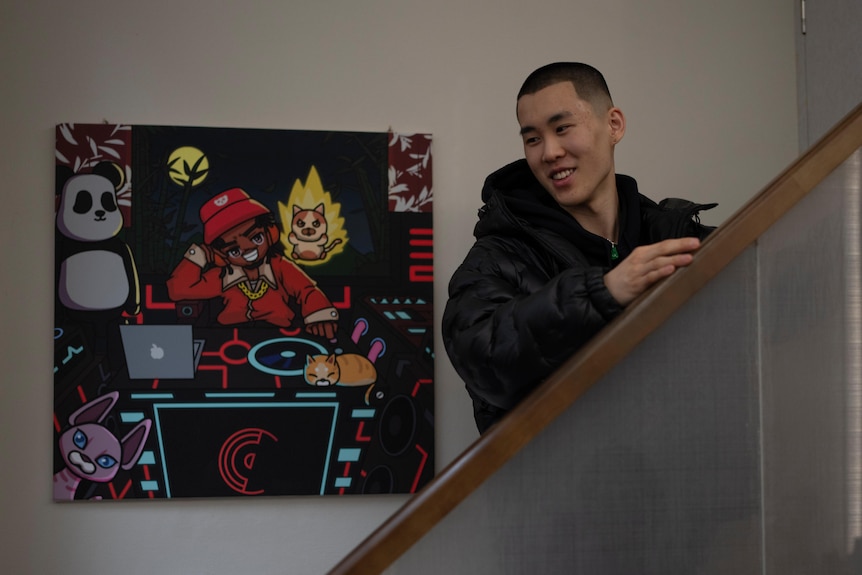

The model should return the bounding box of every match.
[442,159,715,433]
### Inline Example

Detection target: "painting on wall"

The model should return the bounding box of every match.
[53,124,434,500]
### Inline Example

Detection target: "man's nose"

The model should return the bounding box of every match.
[542,138,564,162]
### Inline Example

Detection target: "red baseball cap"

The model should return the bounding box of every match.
[200,188,271,244]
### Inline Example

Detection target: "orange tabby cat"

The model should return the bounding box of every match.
[304,353,377,387]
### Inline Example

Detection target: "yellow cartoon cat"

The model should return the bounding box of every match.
[287,204,342,261]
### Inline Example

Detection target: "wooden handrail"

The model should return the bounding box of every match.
[328,101,862,575]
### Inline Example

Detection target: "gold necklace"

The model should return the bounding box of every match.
[237,280,268,300]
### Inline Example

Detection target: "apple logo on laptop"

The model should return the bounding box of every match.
[150,343,165,360]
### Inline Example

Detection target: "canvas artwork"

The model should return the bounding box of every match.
[53,124,434,500]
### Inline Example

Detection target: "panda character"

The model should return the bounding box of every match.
[55,161,140,339]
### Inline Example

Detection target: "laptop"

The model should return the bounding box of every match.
[119,324,203,380]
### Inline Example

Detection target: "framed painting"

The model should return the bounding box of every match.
[53,124,433,500]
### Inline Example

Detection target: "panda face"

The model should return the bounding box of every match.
[56,173,123,242]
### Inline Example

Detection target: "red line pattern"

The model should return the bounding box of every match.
[409,228,433,283]
[143,465,155,499]
[354,421,372,442]
[145,284,176,310]
[198,364,229,389]
[108,478,132,500]
[410,445,429,494]
[339,461,352,495]
[332,285,351,309]
[411,378,432,397]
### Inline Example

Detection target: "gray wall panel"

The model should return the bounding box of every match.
[388,249,762,575]
[760,149,862,575]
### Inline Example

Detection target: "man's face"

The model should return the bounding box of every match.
[214,220,271,268]
[516,81,623,214]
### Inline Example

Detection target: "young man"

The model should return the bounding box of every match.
[167,188,339,338]
[442,62,715,433]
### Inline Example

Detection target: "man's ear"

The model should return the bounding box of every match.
[608,107,626,145]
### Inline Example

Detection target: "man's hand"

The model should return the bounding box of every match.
[306,320,338,340]
[604,237,701,306]
[198,243,216,265]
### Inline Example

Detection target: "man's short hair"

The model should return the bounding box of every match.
[517,62,613,112]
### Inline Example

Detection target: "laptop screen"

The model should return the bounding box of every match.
[119,324,196,380]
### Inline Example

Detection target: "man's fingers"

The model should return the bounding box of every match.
[633,239,699,271]
[645,263,679,283]
[605,237,702,307]
[659,236,700,255]
[660,252,695,269]
[639,237,700,261]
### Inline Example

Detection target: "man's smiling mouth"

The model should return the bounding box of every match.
[243,250,259,262]
[551,168,575,180]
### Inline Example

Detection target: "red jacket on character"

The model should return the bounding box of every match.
[166,187,339,329]
[167,249,338,327]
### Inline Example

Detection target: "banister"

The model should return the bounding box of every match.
[328,100,862,575]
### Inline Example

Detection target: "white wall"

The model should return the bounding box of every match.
[0,1,797,573]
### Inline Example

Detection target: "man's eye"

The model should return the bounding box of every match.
[523,136,540,146]
[228,248,241,257]
[556,124,571,134]
[252,233,265,245]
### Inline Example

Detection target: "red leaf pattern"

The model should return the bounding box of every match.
[388,132,432,213]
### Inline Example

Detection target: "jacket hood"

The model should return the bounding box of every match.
[476,159,643,265]
[481,159,537,203]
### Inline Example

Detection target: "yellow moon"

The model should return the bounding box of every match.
[167,146,209,187]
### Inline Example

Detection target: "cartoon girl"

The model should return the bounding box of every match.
[167,188,338,338]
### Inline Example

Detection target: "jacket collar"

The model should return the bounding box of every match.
[480,159,642,266]
[222,258,277,291]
